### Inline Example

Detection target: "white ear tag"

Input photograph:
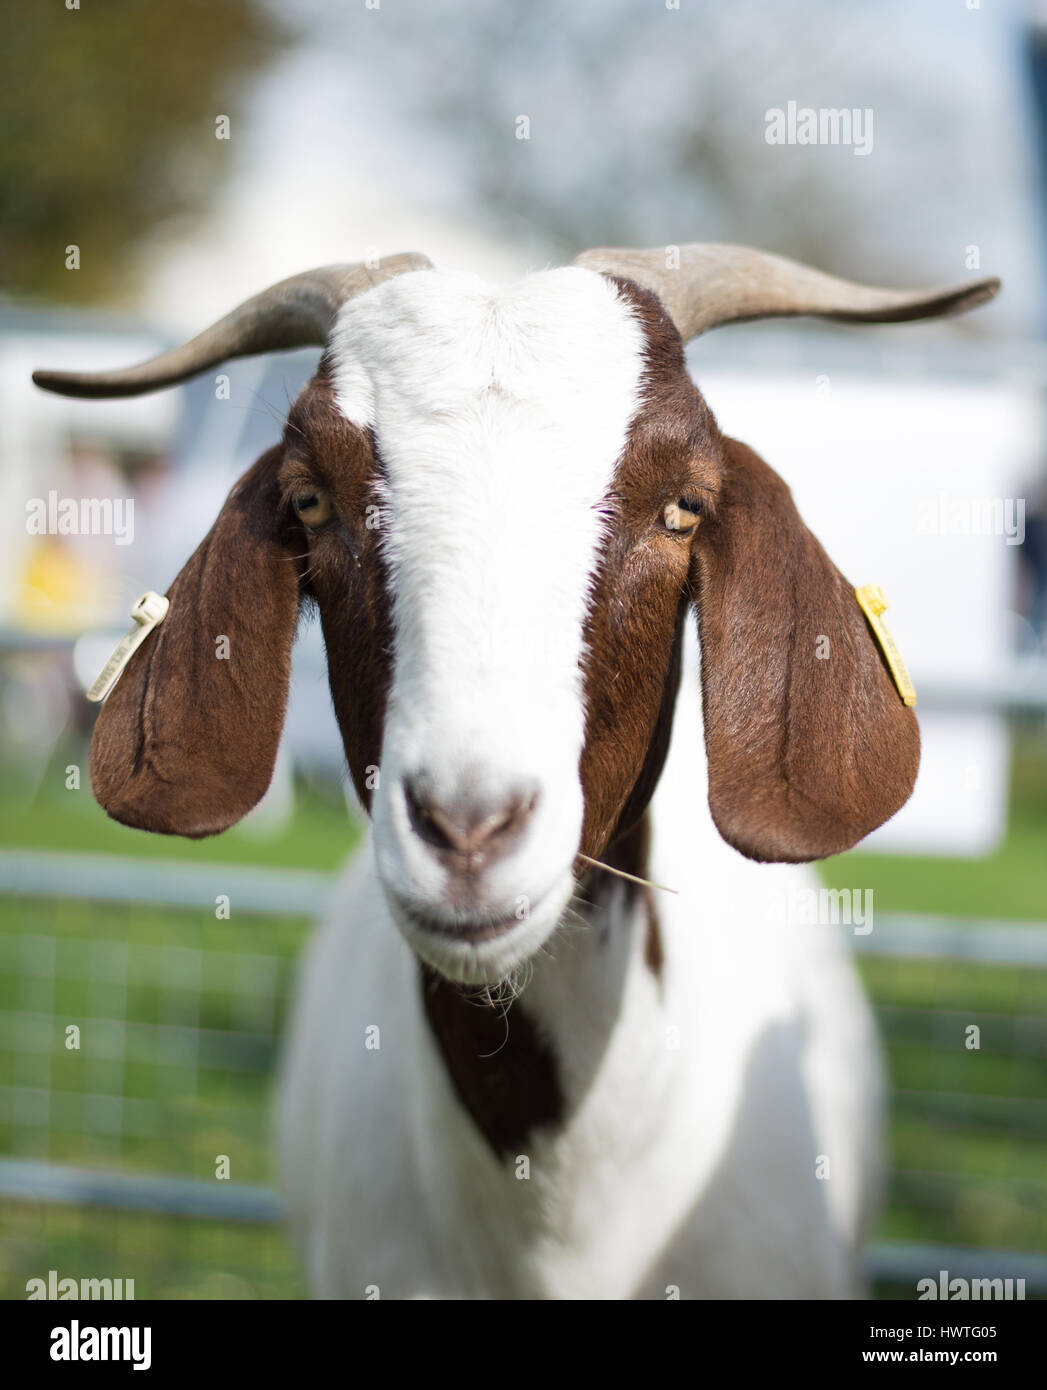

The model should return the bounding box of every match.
[86,590,170,704]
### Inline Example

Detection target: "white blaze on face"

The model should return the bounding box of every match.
[329,268,646,973]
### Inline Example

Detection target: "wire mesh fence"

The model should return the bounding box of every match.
[854,946,1047,1294]
[0,870,311,1298]
[1,853,1045,1299]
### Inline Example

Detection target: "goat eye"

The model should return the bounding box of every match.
[292,488,333,529]
[663,498,702,533]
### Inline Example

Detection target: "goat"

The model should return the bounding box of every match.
[34,244,998,1299]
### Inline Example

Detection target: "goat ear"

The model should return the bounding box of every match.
[690,437,919,863]
[90,447,301,838]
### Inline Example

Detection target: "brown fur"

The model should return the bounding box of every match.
[693,437,920,860]
[419,969,562,1160]
[579,279,919,865]
[89,447,301,837]
[282,365,394,812]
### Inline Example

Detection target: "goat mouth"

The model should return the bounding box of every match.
[384,875,573,985]
[394,899,525,944]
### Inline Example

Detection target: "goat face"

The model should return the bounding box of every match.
[33,246,998,985]
[287,269,719,982]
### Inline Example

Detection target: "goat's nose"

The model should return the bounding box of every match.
[404,780,538,871]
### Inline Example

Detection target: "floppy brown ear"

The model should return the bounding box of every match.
[690,437,919,863]
[90,447,301,838]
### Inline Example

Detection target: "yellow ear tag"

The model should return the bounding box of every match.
[86,590,170,704]
[855,583,916,708]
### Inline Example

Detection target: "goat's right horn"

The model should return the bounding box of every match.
[32,252,433,399]
[573,243,1000,342]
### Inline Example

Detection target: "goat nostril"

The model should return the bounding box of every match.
[404,782,538,864]
[494,791,539,843]
[404,783,441,847]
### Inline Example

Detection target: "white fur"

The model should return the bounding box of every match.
[329,268,647,983]
[280,634,883,1299]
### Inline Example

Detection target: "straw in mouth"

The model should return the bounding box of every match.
[575,852,678,896]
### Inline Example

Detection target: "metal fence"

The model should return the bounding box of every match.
[2,848,1045,1299]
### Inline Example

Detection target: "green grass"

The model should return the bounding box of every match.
[1,729,1046,1297]
[3,1202,307,1300]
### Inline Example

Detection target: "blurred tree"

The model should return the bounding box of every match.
[0,0,282,305]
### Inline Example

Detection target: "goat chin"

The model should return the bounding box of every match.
[382,873,575,987]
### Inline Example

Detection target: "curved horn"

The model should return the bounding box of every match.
[32,252,433,399]
[573,243,1000,341]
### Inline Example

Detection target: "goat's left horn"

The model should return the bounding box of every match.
[32,252,433,398]
[573,243,1000,341]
